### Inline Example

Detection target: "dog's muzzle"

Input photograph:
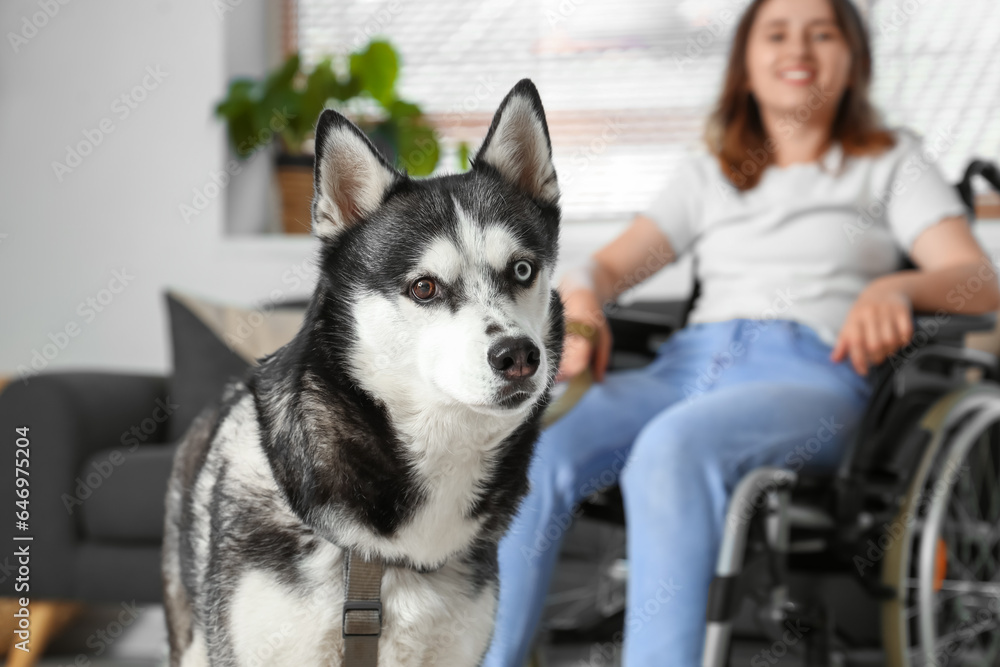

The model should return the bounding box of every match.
[488,336,540,408]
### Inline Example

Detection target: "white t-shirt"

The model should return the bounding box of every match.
[643,129,967,346]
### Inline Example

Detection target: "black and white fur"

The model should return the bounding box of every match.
[162,79,564,666]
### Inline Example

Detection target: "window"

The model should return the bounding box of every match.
[292,0,1000,223]
[868,0,1000,184]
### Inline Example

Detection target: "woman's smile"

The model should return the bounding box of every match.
[778,66,817,86]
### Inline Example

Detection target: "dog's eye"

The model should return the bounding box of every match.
[410,278,437,301]
[513,260,534,283]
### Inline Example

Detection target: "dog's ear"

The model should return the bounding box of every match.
[472,79,559,207]
[311,109,402,240]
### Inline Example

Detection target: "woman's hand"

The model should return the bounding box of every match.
[552,217,677,383]
[556,287,613,383]
[830,279,913,376]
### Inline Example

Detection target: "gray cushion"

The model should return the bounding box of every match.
[77,444,178,543]
[164,291,307,441]
[75,543,165,603]
[165,292,250,442]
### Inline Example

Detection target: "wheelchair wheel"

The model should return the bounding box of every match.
[882,386,1000,666]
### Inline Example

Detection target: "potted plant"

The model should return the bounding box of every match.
[215,40,440,234]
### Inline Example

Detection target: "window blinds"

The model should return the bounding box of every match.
[293,0,1000,222]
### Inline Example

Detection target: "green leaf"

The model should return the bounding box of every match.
[350,40,399,107]
[255,89,304,153]
[259,53,300,101]
[396,122,439,176]
[300,58,337,129]
[212,43,441,161]
[388,99,421,120]
[457,141,471,172]
[329,74,363,102]
[216,80,262,157]
[215,79,255,118]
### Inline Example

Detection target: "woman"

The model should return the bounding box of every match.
[482,0,1000,665]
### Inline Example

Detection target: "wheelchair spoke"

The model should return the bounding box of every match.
[954,477,983,574]
[985,627,1000,666]
[941,446,1000,661]
[983,442,1000,582]
[878,396,1000,667]
[902,583,998,629]
[944,438,1000,582]
[927,615,999,664]
[910,580,1000,595]
[951,530,991,586]
[944,541,981,582]
[984,438,1000,522]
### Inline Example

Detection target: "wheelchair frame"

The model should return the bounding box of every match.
[701,323,1000,667]
[538,160,1000,666]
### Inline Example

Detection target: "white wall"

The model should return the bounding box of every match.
[0,0,685,380]
[0,0,321,380]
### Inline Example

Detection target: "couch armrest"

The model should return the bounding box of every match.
[0,372,171,459]
[0,372,168,598]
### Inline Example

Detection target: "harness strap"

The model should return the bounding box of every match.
[343,550,384,666]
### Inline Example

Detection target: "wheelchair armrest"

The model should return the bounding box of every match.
[606,300,687,329]
[602,303,996,362]
[914,311,996,343]
[605,299,686,358]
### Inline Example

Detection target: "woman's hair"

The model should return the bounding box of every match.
[705,0,895,191]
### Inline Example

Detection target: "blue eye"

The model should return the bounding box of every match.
[513,260,534,283]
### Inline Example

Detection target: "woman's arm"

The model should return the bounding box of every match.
[879,216,1000,314]
[558,214,678,381]
[831,216,1000,374]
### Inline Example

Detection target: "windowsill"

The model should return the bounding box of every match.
[211,194,1000,270]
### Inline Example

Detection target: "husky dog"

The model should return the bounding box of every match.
[162,79,564,666]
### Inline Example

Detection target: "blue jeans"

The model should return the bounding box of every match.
[482,319,873,667]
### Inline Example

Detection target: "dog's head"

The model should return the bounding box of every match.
[309,79,563,419]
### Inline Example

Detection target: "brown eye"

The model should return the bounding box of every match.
[411,278,436,301]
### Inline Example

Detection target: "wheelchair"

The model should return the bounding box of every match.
[536,159,1000,667]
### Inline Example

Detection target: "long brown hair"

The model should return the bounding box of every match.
[705,0,894,191]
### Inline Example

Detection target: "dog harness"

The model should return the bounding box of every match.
[343,550,385,665]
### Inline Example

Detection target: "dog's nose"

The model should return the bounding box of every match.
[488,337,540,380]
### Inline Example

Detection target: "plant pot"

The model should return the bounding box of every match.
[275,153,315,235]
